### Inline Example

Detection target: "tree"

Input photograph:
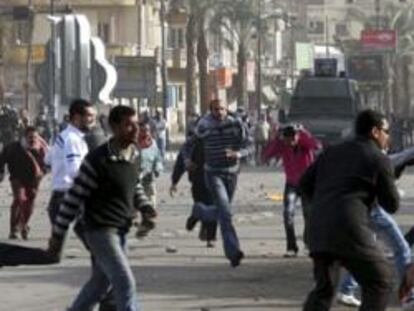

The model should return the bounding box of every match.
[180,0,218,120]
[210,0,258,109]
[24,0,35,115]
[185,3,198,122]
[387,3,414,116]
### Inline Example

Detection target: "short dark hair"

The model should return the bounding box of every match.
[108,105,136,126]
[69,99,93,120]
[209,99,223,110]
[355,109,385,137]
[282,124,299,137]
[24,126,37,136]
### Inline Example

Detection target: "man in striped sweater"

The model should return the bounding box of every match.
[184,99,253,267]
[48,105,153,311]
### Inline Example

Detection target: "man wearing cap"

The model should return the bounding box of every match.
[263,124,321,257]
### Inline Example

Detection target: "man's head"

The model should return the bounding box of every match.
[109,106,138,146]
[355,109,390,150]
[282,125,300,147]
[155,109,162,119]
[69,99,96,132]
[138,121,152,138]
[24,126,40,148]
[210,99,228,121]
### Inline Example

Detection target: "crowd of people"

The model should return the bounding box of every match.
[3,98,414,311]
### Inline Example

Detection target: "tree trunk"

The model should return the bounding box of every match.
[237,42,247,109]
[402,55,411,115]
[197,14,209,114]
[185,12,197,126]
[24,0,34,117]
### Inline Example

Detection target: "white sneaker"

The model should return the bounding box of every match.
[337,293,361,308]
[402,296,414,310]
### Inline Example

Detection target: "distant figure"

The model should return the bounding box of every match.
[254,114,270,165]
[263,124,321,257]
[135,121,163,238]
[153,110,167,160]
[0,126,48,239]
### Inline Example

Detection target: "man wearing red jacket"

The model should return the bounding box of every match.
[263,124,321,257]
[0,126,48,239]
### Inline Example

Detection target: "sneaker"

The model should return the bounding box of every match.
[21,226,30,240]
[230,251,244,268]
[402,295,414,310]
[206,241,215,248]
[283,250,298,258]
[185,216,198,231]
[337,293,361,308]
[8,230,19,240]
[136,220,156,239]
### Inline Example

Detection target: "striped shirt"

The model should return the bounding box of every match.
[185,113,253,173]
[52,141,152,239]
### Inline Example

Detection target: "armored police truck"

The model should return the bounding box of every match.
[287,59,362,146]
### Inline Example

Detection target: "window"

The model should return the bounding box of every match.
[168,27,185,49]
[307,0,324,4]
[14,21,30,44]
[98,22,111,44]
[308,21,324,34]
[335,23,348,36]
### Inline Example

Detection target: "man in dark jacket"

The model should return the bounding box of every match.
[48,106,152,311]
[300,109,399,311]
[170,139,217,247]
[0,126,48,239]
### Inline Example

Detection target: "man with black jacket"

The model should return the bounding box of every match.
[301,109,399,311]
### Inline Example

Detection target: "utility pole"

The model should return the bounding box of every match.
[160,0,168,120]
[256,0,262,119]
[50,0,56,120]
[375,0,380,29]
[325,15,329,58]
[24,0,34,115]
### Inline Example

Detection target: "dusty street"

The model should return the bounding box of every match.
[0,163,413,311]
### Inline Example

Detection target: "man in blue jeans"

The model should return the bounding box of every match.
[184,99,253,267]
[48,106,153,311]
[338,205,412,307]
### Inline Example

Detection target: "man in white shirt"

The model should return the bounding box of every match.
[46,99,96,226]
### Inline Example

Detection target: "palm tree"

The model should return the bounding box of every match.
[181,0,217,119]
[185,4,198,122]
[210,0,257,109]
[24,0,35,115]
[386,3,414,116]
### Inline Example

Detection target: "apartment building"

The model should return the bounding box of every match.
[306,0,409,45]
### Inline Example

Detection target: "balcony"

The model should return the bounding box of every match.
[166,48,186,69]
[106,44,138,58]
[4,44,46,65]
[0,0,138,7]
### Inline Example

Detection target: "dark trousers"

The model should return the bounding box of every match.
[47,190,65,226]
[10,179,39,233]
[191,174,217,242]
[283,184,308,252]
[303,253,392,311]
[404,226,414,247]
